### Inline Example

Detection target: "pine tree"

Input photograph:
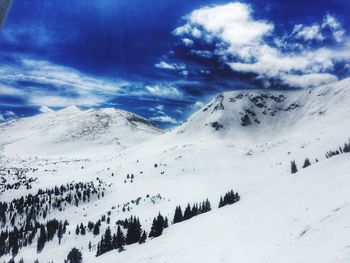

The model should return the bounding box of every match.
[80,223,86,235]
[302,158,311,168]
[291,160,298,174]
[205,199,211,212]
[218,196,224,208]
[115,225,125,249]
[173,206,183,224]
[96,243,101,256]
[139,230,147,244]
[58,223,64,244]
[126,217,142,245]
[183,204,192,220]
[163,217,168,228]
[66,247,83,263]
[103,227,113,252]
[149,213,165,238]
[37,225,47,253]
[93,223,100,236]
[75,225,80,235]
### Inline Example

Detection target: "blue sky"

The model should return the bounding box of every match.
[0,0,349,127]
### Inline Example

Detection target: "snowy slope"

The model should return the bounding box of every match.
[1,78,350,263]
[0,106,162,158]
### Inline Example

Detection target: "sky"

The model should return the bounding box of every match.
[0,0,349,127]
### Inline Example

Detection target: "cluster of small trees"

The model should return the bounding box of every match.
[0,181,105,229]
[173,199,212,224]
[218,190,240,208]
[66,247,83,263]
[325,140,350,158]
[96,216,145,256]
[149,213,168,238]
[291,139,350,174]
[0,181,106,257]
[0,219,68,257]
[0,167,37,194]
[291,158,314,174]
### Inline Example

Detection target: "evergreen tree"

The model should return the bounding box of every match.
[115,225,125,249]
[66,247,83,263]
[173,206,183,224]
[80,223,86,235]
[163,217,168,228]
[139,230,147,244]
[93,223,100,236]
[302,158,311,168]
[218,197,224,208]
[291,160,298,174]
[37,225,47,253]
[75,225,80,235]
[183,204,192,220]
[126,217,142,244]
[103,227,113,252]
[149,213,165,238]
[205,199,211,212]
[58,223,64,244]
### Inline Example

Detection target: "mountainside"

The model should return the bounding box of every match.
[176,77,350,142]
[1,78,350,263]
[0,106,162,158]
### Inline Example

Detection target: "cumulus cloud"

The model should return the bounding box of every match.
[145,84,183,98]
[322,14,345,42]
[292,24,324,41]
[150,115,178,124]
[174,2,349,88]
[155,61,186,70]
[174,2,273,60]
[181,38,194,47]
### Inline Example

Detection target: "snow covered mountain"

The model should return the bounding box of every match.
[176,77,350,142]
[1,78,350,263]
[0,106,162,158]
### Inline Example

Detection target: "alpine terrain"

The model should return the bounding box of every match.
[1,78,350,263]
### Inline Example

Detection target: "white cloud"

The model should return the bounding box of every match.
[322,14,345,42]
[145,84,183,98]
[175,2,349,88]
[281,73,338,88]
[175,2,273,60]
[0,85,26,96]
[155,104,164,111]
[155,61,186,70]
[150,115,178,124]
[293,24,324,41]
[29,95,104,108]
[0,58,131,107]
[190,50,213,58]
[181,38,194,47]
